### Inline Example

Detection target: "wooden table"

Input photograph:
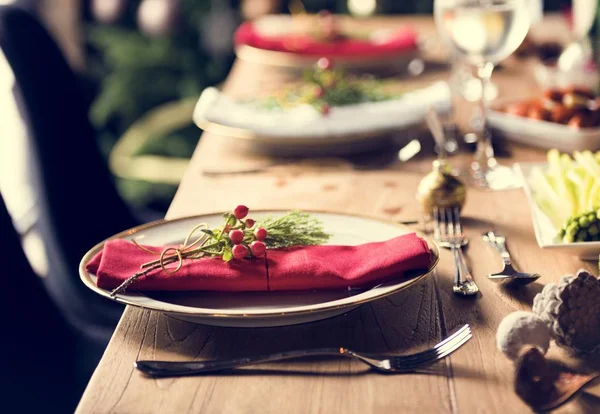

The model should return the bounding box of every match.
[77,16,599,414]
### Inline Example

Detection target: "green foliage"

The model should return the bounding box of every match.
[87,24,209,137]
[258,211,331,249]
[135,123,199,158]
[85,0,231,211]
[178,210,331,263]
[261,66,401,112]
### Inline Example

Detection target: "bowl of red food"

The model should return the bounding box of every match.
[488,87,600,152]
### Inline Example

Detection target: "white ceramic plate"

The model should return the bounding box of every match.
[514,163,600,260]
[193,82,450,156]
[488,110,600,152]
[79,211,439,327]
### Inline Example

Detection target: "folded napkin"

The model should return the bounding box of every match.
[87,233,431,292]
[234,21,417,57]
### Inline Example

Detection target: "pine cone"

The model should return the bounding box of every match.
[532,269,600,354]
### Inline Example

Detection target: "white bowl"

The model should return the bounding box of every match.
[488,110,600,152]
[514,162,600,261]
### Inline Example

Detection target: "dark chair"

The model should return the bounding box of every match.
[0,6,138,349]
[1,192,80,413]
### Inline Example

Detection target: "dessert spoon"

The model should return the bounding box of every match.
[482,231,540,287]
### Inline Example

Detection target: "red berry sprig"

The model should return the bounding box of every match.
[115,207,330,296]
[232,244,248,259]
[201,205,269,261]
[233,205,249,220]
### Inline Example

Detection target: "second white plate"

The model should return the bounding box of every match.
[193,83,450,156]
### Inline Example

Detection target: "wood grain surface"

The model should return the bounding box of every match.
[76,16,599,414]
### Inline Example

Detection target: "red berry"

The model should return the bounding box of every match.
[321,105,331,116]
[254,227,268,241]
[317,57,332,70]
[245,218,255,228]
[233,205,249,220]
[229,229,244,245]
[232,244,248,259]
[315,86,325,98]
[250,241,266,257]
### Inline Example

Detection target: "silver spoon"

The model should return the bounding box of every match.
[482,231,541,287]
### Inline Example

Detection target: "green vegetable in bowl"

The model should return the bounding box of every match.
[529,149,600,243]
[558,209,600,242]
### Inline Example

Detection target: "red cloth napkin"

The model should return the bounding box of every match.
[87,233,431,292]
[234,21,417,57]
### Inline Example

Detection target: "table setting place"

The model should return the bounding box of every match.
[77,3,600,414]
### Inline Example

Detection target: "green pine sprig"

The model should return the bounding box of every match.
[258,211,331,249]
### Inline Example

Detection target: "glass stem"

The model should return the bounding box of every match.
[473,62,495,172]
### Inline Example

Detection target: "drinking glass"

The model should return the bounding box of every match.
[434,0,531,190]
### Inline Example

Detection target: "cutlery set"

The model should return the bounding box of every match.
[432,207,540,296]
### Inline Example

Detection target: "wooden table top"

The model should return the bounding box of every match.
[76,16,599,414]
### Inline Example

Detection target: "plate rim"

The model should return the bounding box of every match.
[195,116,417,146]
[79,210,439,319]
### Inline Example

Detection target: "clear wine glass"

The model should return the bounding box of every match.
[434,0,531,190]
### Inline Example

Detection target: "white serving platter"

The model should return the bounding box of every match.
[193,82,451,156]
[488,110,600,152]
[514,162,600,261]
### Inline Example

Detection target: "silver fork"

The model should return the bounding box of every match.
[433,207,479,296]
[135,324,471,377]
[482,231,541,287]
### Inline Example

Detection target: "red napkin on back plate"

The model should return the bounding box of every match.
[234,22,417,57]
[86,233,431,292]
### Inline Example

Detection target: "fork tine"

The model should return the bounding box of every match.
[453,207,462,236]
[395,324,470,361]
[398,328,471,365]
[394,331,473,370]
[439,207,449,239]
[388,326,471,364]
[413,331,472,367]
[432,324,469,350]
[391,329,472,370]
[433,207,441,241]
[359,325,470,365]
[445,208,454,237]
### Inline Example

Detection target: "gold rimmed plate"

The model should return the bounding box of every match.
[79,211,439,327]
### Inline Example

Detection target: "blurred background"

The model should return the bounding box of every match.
[0,0,594,412]
[0,0,584,218]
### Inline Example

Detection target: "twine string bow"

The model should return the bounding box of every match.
[110,223,210,296]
